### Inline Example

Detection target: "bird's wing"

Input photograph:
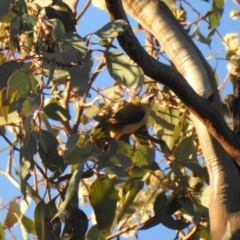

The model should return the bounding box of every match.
[233,98,240,133]
[107,102,145,128]
[225,94,236,116]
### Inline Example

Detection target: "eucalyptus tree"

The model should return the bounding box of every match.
[0,0,239,239]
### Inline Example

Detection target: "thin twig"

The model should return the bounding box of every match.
[0,131,20,151]
[76,0,91,21]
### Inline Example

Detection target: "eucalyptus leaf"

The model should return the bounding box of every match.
[95,20,128,38]
[4,201,21,228]
[174,135,195,160]
[207,0,224,29]
[118,179,144,222]
[105,51,144,88]
[37,130,65,172]
[65,144,95,165]
[0,0,14,17]
[7,70,38,101]
[20,134,37,198]
[34,201,53,240]
[43,100,71,121]
[54,162,85,219]
[89,175,117,230]
[0,62,22,89]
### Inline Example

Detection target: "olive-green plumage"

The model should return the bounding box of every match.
[104,94,155,140]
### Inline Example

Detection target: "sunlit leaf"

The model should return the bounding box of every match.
[0,223,5,240]
[89,175,117,229]
[4,201,21,228]
[133,145,155,166]
[207,0,224,29]
[118,179,144,222]
[105,51,144,88]
[7,70,38,101]
[95,20,128,38]
[174,135,195,159]
[87,225,108,240]
[21,215,36,236]
[92,0,107,11]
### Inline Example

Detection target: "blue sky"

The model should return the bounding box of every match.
[0,0,240,239]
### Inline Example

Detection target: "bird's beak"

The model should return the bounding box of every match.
[140,93,155,104]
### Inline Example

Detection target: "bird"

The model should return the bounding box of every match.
[98,94,155,140]
[225,76,240,134]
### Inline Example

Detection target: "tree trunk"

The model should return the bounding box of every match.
[121,0,240,238]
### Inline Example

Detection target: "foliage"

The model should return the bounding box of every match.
[0,0,238,239]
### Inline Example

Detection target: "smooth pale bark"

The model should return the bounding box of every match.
[107,0,240,238]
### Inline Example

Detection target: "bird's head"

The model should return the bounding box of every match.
[140,93,155,108]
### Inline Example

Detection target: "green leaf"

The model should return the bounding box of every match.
[89,175,117,230]
[154,193,189,230]
[49,19,66,42]
[43,100,71,121]
[37,130,65,172]
[95,20,128,38]
[65,144,95,165]
[21,215,36,236]
[9,16,19,51]
[54,162,85,219]
[105,51,144,88]
[133,146,155,166]
[58,34,93,96]
[0,223,5,240]
[0,10,16,23]
[141,192,167,230]
[87,225,108,240]
[0,0,14,18]
[118,179,144,222]
[110,154,132,170]
[207,0,224,29]
[63,133,81,159]
[22,13,36,27]
[46,197,61,238]
[152,103,181,152]
[20,134,37,198]
[65,32,87,53]
[129,166,153,178]
[177,159,208,179]
[34,201,53,240]
[45,1,76,32]
[201,186,210,208]
[98,39,117,49]
[12,0,27,15]
[7,70,38,101]
[4,201,21,228]
[174,135,195,159]
[197,30,211,46]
